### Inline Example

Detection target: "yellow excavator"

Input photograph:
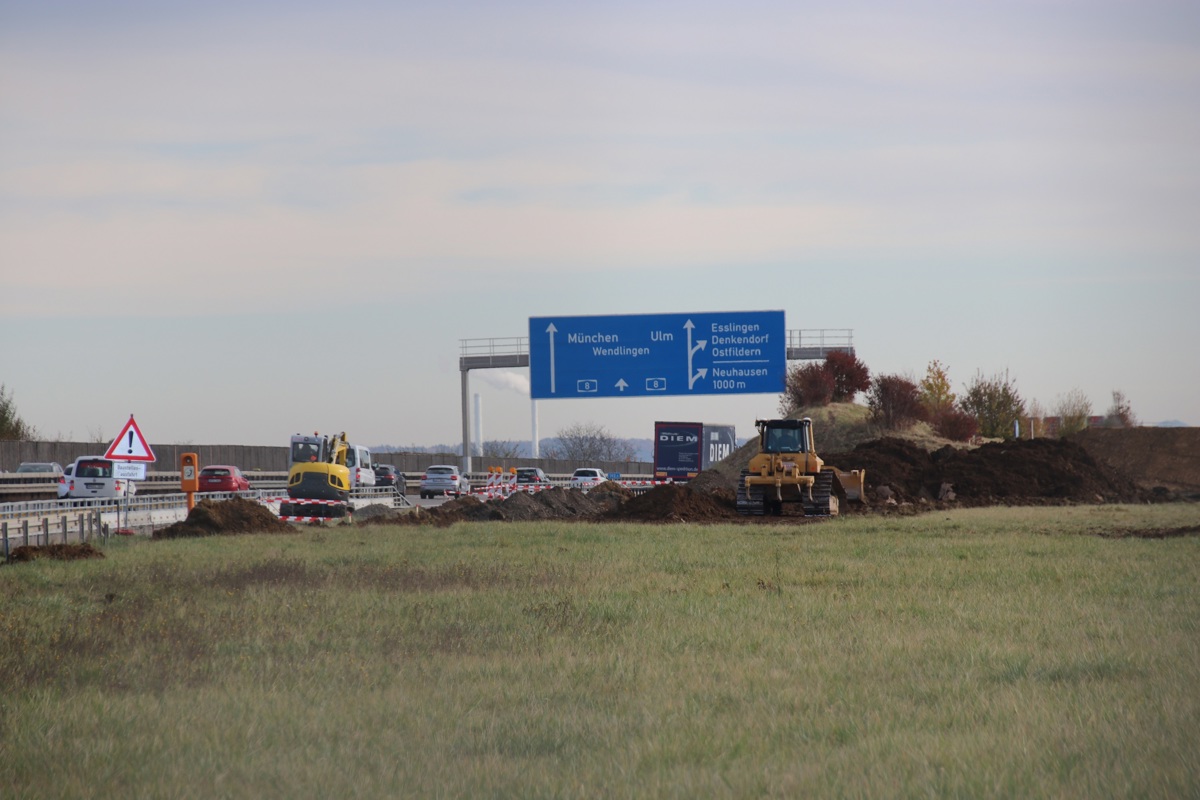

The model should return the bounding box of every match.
[280,431,352,519]
[736,418,866,516]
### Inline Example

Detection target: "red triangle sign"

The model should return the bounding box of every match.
[105,415,157,462]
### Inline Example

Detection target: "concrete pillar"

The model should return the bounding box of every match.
[531,399,539,458]
[461,368,472,474]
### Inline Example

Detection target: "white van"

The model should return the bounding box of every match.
[59,456,137,499]
[344,444,375,489]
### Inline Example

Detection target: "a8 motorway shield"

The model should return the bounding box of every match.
[529,311,786,399]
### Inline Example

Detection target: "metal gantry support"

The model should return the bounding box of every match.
[458,329,854,474]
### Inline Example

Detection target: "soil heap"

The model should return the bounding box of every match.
[154,497,294,539]
[1074,427,1200,497]
[604,483,740,523]
[824,437,1146,507]
[6,542,105,562]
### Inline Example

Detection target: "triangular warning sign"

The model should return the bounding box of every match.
[105,415,157,462]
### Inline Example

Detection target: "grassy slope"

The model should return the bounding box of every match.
[2,505,1198,799]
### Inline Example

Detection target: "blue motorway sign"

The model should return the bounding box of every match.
[529,311,786,399]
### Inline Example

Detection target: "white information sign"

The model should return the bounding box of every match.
[113,461,147,481]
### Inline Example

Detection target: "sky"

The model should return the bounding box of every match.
[2,0,1198,452]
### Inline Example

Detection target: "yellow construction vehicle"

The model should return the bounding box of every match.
[280,431,352,519]
[736,418,866,516]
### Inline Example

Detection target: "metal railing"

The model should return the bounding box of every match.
[460,337,529,358]
[785,329,854,352]
[461,329,854,361]
[2,510,104,557]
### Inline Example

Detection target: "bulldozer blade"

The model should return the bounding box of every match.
[832,469,866,503]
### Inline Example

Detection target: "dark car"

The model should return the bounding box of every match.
[16,461,64,477]
[515,467,548,485]
[198,465,250,492]
[374,465,407,495]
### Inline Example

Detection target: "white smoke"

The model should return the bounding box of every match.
[479,370,531,394]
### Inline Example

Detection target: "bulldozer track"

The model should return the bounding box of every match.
[802,470,836,516]
[735,469,765,515]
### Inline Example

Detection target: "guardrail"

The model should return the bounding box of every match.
[0,471,653,502]
[1,486,411,548]
[2,510,105,557]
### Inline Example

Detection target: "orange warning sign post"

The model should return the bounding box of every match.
[105,415,157,462]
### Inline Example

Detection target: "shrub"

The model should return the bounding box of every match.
[933,408,979,441]
[0,384,38,441]
[1053,388,1092,437]
[918,360,956,417]
[960,370,1026,439]
[778,363,835,415]
[825,351,871,403]
[867,375,926,430]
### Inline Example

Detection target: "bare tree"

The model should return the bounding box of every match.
[482,439,525,458]
[1026,398,1049,438]
[545,422,636,462]
[1053,388,1093,437]
[1102,390,1138,428]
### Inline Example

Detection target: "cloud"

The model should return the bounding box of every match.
[479,371,531,395]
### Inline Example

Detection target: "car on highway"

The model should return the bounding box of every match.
[374,464,407,495]
[420,465,469,499]
[15,461,64,477]
[345,444,376,489]
[198,465,251,492]
[59,456,136,500]
[515,467,549,486]
[568,467,608,492]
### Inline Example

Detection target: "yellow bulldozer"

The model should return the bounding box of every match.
[736,418,866,516]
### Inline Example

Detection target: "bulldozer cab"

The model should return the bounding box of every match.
[760,419,810,454]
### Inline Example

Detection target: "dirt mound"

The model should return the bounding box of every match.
[827,437,1146,507]
[605,483,740,523]
[153,498,294,539]
[7,542,105,562]
[1074,427,1200,496]
[356,432,1168,528]
[687,470,735,495]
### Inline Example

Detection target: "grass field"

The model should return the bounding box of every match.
[2,504,1198,798]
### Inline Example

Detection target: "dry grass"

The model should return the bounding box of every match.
[1,505,1197,798]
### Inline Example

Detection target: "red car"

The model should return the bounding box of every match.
[198,465,250,492]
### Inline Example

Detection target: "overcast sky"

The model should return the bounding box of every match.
[2,0,1197,452]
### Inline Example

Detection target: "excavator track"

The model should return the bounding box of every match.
[802,470,837,517]
[735,470,765,515]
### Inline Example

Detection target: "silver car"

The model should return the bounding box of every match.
[420,465,469,499]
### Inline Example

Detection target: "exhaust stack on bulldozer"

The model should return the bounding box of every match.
[735,418,866,516]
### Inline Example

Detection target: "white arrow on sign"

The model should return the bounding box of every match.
[546,323,558,394]
[615,379,628,392]
[684,319,708,390]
